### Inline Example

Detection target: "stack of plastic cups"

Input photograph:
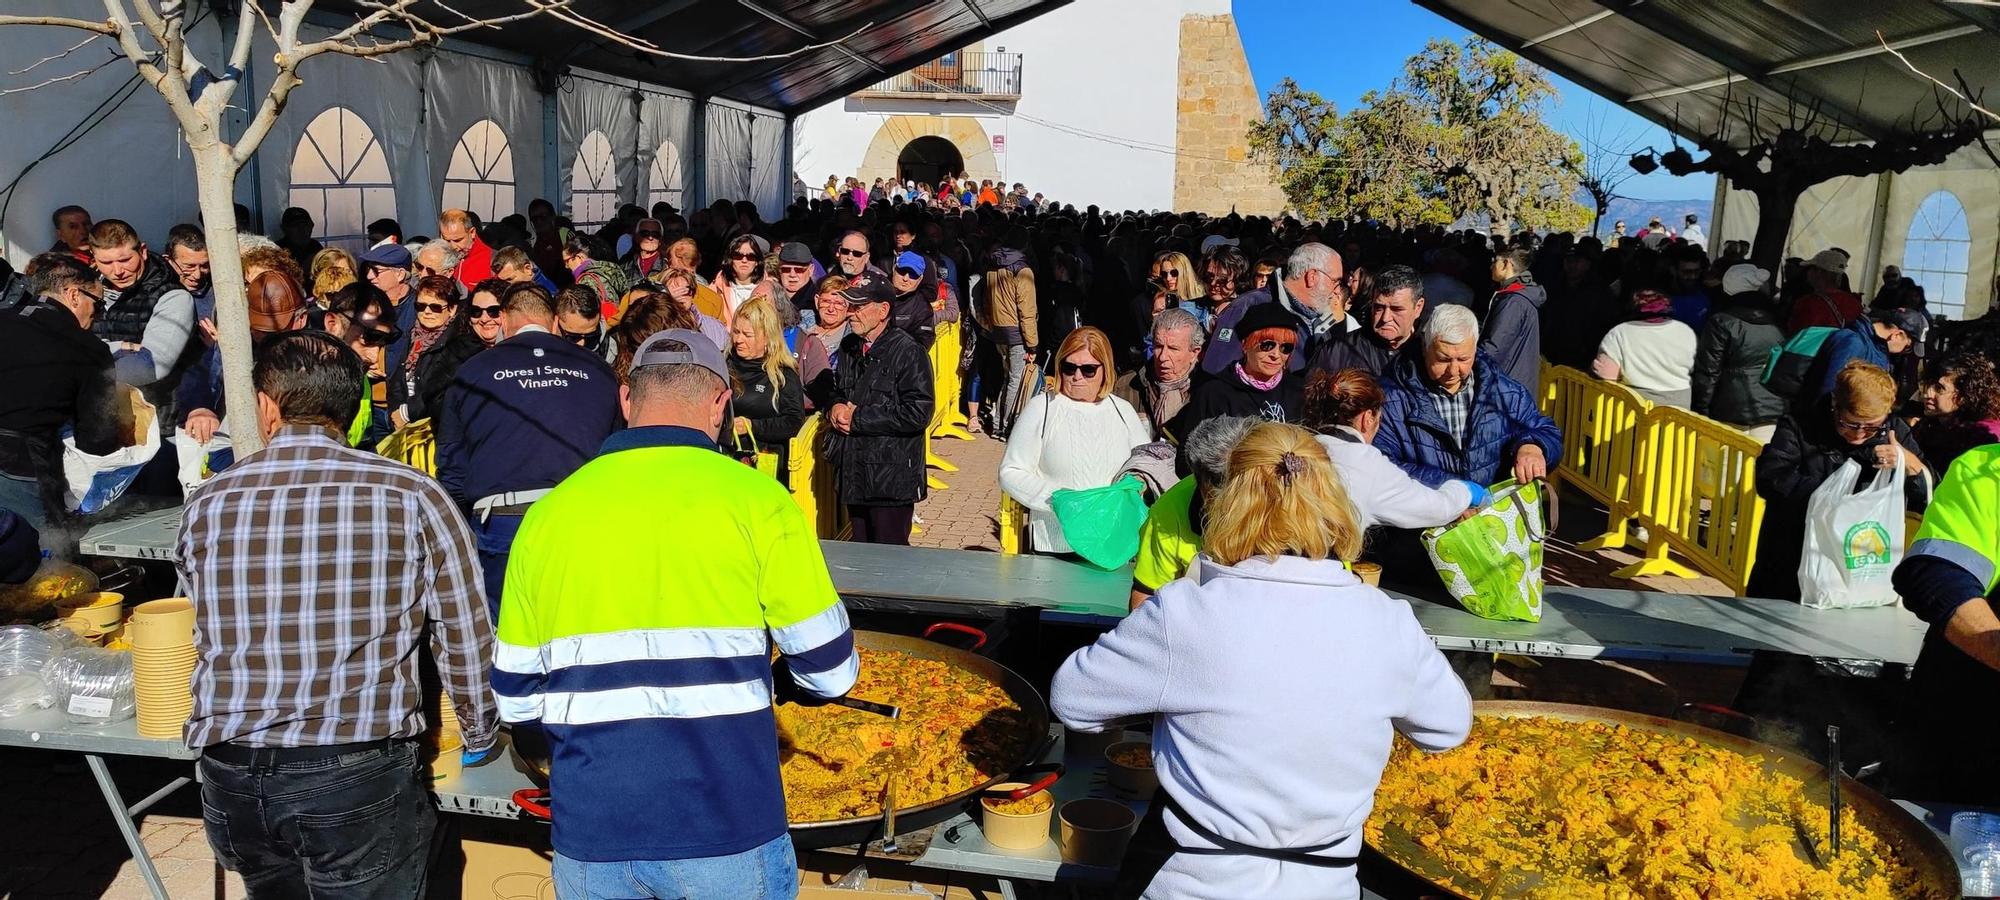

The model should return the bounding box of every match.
[127,599,197,738]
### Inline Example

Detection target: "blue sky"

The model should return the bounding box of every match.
[1234,0,1715,202]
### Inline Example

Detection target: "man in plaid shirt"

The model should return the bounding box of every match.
[177,331,498,899]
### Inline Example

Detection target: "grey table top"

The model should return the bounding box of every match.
[81,505,1928,667]
[0,706,197,760]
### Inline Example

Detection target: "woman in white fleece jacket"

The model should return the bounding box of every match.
[999,327,1151,554]
[1052,423,1471,900]
[1304,368,1480,528]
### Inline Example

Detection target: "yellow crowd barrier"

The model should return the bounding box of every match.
[376,418,437,476]
[786,414,851,539]
[1612,406,1767,596]
[1538,366,1651,550]
[932,321,974,440]
[999,493,1029,555]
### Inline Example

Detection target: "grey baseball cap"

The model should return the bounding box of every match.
[630,328,727,381]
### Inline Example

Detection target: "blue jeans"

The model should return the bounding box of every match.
[553,834,797,900]
[475,514,524,622]
[0,470,47,534]
[199,740,435,900]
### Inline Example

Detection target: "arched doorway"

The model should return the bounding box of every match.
[897,136,964,187]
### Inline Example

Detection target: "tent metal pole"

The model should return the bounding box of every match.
[782,114,796,210]
[543,89,560,212]
[1858,171,1894,306]
[689,96,709,211]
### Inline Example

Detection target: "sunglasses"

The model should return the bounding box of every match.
[1059,362,1102,378]
[1155,268,1178,278]
[1253,339,1296,355]
[470,305,502,319]
[837,247,868,258]
[895,266,922,279]
[354,322,399,347]
[1835,417,1887,437]
[636,230,662,239]
[778,264,812,275]
[729,252,760,261]
[416,265,443,277]
[415,301,452,314]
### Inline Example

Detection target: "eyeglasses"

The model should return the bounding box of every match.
[415,301,451,314]
[817,295,849,307]
[778,264,812,275]
[469,305,503,319]
[837,247,868,258]
[729,251,760,261]
[1835,417,1887,437]
[1253,339,1296,355]
[417,265,443,277]
[895,266,922,279]
[1059,362,1102,378]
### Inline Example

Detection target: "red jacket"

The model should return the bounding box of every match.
[1787,289,1862,334]
[457,238,494,290]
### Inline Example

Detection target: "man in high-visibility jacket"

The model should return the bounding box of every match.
[1893,444,2000,803]
[493,328,858,898]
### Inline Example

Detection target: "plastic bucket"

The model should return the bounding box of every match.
[979,782,1055,850]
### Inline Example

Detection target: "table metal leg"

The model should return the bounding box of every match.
[996,877,1019,900]
[82,753,191,900]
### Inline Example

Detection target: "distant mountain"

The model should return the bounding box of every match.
[1594,197,1712,239]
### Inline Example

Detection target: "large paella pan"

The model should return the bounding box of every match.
[513,628,1052,850]
[1365,701,1959,899]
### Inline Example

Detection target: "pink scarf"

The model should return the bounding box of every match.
[1235,362,1283,392]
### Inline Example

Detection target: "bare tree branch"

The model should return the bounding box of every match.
[1876,29,2000,124]
[0,15,118,34]
[0,49,121,95]
[9,34,105,76]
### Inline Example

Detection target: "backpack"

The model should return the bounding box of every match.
[1761,295,1842,396]
[578,261,630,309]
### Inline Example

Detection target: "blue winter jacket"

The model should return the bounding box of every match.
[1375,353,1563,488]
[1795,317,1889,412]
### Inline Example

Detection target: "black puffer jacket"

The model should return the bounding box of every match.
[1745,403,1933,601]
[815,327,934,506]
[729,353,804,452]
[1691,294,1787,427]
[389,319,491,425]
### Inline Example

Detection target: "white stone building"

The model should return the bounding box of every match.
[791,0,1286,216]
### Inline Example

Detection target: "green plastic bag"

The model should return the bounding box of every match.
[1050,476,1148,570]
[1421,480,1546,622]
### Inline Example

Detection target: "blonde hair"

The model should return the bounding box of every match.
[1205,423,1364,566]
[1052,326,1117,401]
[1152,251,1206,304]
[1834,361,1898,421]
[668,237,700,270]
[731,295,796,388]
[313,267,356,304]
[308,248,355,285]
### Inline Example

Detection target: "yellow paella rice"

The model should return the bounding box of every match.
[777,648,1037,822]
[1365,716,1944,900]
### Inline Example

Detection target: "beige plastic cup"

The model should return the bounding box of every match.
[1058,798,1137,866]
[1104,741,1158,798]
[127,598,195,649]
[980,782,1056,850]
[132,635,197,738]
[434,692,462,752]
[1352,562,1383,587]
[58,592,124,629]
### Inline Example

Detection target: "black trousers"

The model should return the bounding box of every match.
[848,503,914,545]
[199,740,435,900]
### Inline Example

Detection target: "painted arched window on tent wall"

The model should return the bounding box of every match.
[288,106,396,252]
[1903,189,1972,319]
[648,140,684,212]
[570,130,619,231]
[442,119,515,223]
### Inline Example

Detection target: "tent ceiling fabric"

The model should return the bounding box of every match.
[1414,0,2000,150]
[319,0,1070,115]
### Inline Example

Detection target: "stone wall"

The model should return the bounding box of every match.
[1173,13,1288,216]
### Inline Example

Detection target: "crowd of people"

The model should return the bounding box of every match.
[5,178,2000,899]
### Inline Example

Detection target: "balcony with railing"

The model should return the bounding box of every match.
[852,51,1024,102]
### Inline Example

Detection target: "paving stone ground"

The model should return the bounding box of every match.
[4,432,1747,899]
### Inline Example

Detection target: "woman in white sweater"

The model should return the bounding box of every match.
[1303,369,1480,528]
[999,326,1152,554]
[1052,423,1471,899]
[1592,288,1698,407]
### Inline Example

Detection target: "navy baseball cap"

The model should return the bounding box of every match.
[360,244,412,269]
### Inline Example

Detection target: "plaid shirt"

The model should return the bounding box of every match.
[1429,372,1477,452]
[176,424,497,751]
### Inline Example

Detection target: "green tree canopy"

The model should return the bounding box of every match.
[1250,37,1589,233]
